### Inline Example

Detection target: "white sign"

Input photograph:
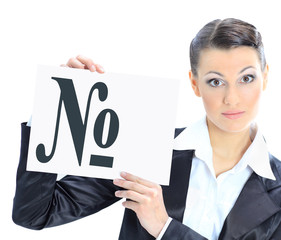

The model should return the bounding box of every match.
[27,65,180,185]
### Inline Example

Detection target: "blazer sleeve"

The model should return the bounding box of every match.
[12,123,121,230]
[161,219,207,240]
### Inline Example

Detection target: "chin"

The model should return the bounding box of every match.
[208,116,253,134]
[220,124,251,133]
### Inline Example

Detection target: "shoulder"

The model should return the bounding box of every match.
[262,154,281,206]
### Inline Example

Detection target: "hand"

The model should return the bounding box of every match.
[113,172,169,238]
[61,55,105,73]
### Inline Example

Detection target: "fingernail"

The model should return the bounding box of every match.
[120,171,126,177]
[90,65,96,72]
[99,66,105,73]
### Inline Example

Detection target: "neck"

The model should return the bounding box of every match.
[207,118,252,163]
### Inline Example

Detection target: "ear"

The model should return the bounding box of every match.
[189,70,201,97]
[262,64,269,91]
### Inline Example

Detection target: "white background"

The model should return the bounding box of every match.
[1,0,281,239]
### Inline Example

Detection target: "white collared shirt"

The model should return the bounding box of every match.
[158,117,275,240]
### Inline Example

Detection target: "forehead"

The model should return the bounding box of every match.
[197,47,261,76]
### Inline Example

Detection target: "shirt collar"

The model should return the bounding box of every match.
[173,116,276,181]
[246,124,276,180]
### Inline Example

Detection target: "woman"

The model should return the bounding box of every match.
[12,18,281,239]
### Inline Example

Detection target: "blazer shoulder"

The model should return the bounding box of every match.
[262,154,281,207]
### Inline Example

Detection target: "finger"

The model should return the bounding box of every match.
[95,64,105,73]
[122,199,138,212]
[113,178,148,194]
[120,172,156,188]
[60,64,67,67]
[76,55,96,72]
[115,190,147,203]
[67,57,86,69]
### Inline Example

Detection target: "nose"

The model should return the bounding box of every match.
[223,85,240,106]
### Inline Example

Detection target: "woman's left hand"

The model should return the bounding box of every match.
[113,172,169,238]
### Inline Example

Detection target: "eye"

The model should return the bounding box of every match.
[241,74,255,83]
[208,79,224,87]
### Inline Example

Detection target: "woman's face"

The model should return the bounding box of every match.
[190,46,268,133]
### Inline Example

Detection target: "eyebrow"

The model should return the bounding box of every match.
[238,66,256,74]
[204,66,256,77]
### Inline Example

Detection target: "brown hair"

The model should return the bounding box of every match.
[190,18,266,76]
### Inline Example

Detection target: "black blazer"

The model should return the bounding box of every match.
[13,123,281,239]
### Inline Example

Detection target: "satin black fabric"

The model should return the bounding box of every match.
[13,123,281,239]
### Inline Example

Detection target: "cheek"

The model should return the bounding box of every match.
[240,85,262,111]
[201,89,224,114]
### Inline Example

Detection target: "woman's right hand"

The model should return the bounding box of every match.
[61,55,105,73]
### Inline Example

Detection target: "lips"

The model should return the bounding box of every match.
[222,111,245,120]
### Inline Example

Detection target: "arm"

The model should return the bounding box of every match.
[12,123,121,230]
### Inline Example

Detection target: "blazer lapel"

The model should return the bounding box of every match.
[219,172,281,239]
[162,149,194,222]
